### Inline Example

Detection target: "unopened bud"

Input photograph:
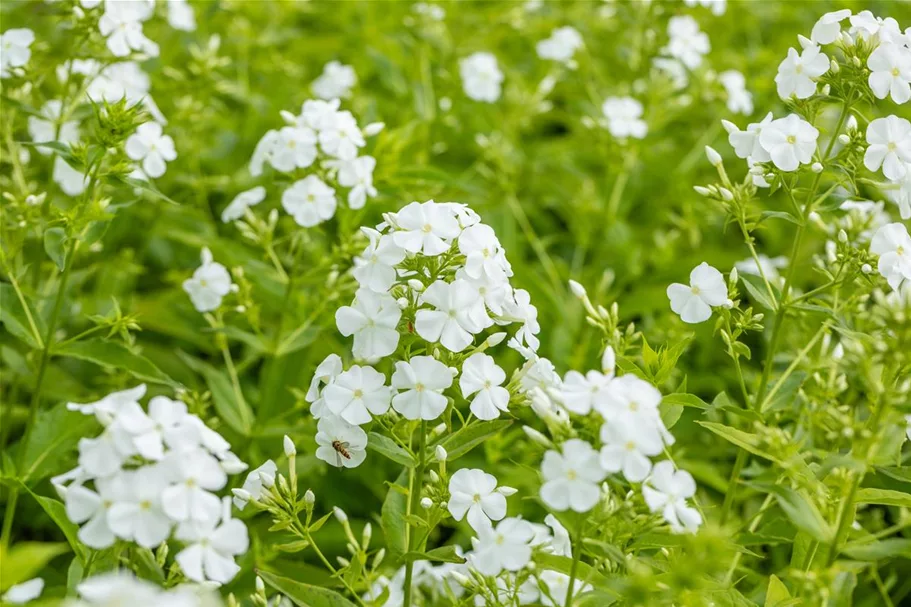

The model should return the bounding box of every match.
[720,119,738,134]
[485,332,507,347]
[829,59,839,73]
[522,425,553,448]
[837,134,850,145]
[821,84,831,96]
[407,279,424,292]
[420,497,433,509]
[283,435,296,457]
[693,185,712,197]
[373,548,386,568]
[256,576,265,594]
[431,423,447,437]
[232,488,252,502]
[362,522,372,546]
[498,486,518,496]
[280,110,297,125]
[333,506,348,523]
[861,263,872,274]
[838,229,848,243]
[601,345,615,374]
[304,489,315,505]
[435,445,448,462]
[846,115,858,133]
[705,145,723,166]
[396,297,409,309]
[363,122,385,136]
[259,471,275,488]
[852,56,861,67]
[568,279,587,299]
[729,267,739,284]
[718,187,734,201]
[428,470,440,483]
[722,298,734,309]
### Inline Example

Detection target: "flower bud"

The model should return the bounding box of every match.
[718,187,734,201]
[846,115,858,133]
[256,576,265,594]
[729,267,739,284]
[485,332,507,347]
[362,522,373,547]
[429,470,440,483]
[373,548,386,568]
[568,280,587,299]
[837,134,850,145]
[363,122,385,136]
[838,229,848,243]
[304,489,315,505]
[522,425,553,448]
[283,435,296,457]
[396,297,409,309]
[852,56,861,67]
[407,279,425,292]
[720,119,738,134]
[435,445,448,462]
[722,298,734,309]
[811,162,823,174]
[280,110,298,125]
[601,346,616,375]
[829,59,839,73]
[497,486,518,496]
[431,423,447,437]
[232,488,252,502]
[705,145,723,167]
[259,471,276,488]
[821,84,831,96]
[861,263,872,274]
[420,497,433,509]
[333,506,348,523]
[693,185,712,197]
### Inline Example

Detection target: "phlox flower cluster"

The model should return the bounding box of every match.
[52,385,249,585]
[62,571,219,607]
[307,200,541,468]
[530,345,701,533]
[84,0,196,59]
[231,98,382,226]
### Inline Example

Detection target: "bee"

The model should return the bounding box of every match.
[332,440,352,467]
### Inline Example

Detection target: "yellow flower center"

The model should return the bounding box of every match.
[787,135,797,144]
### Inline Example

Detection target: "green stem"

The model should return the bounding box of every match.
[719,449,748,526]
[1,235,79,548]
[564,517,585,607]
[402,420,427,607]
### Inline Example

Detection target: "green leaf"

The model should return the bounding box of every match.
[53,339,175,386]
[753,483,832,543]
[876,467,911,484]
[367,433,415,467]
[0,283,45,350]
[112,175,180,205]
[740,273,778,311]
[659,401,683,429]
[43,227,68,271]
[182,356,254,436]
[26,488,88,563]
[0,541,69,591]
[19,402,95,482]
[696,421,778,463]
[403,544,465,564]
[436,420,511,461]
[381,468,409,563]
[765,574,794,607]
[661,393,709,409]
[842,538,911,561]
[855,488,911,508]
[256,570,357,607]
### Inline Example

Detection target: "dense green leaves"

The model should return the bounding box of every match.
[53,339,174,386]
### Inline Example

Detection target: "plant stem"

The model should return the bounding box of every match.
[1,235,79,549]
[564,517,585,607]
[402,420,427,607]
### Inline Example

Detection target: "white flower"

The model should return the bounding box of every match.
[469,517,535,575]
[335,288,402,360]
[864,116,911,181]
[65,477,123,549]
[719,70,753,115]
[307,354,344,403]
[75,572,165,605]
[175,507,249,584]
[447,468,510,532]
[106,466,173,548]
[602,96,647,139]
[416,279,487,352]
[86,61,166,123]
[391,356,453,420]
[665,16,710,69]
[666,262,728,324]
[867,43,911,104]
[596,375,671,446]
[233,460,277,509]
[167,0,197,31]
[459,353,510,420]
[77,423,135,477]
[538,571,591,607]
[98,1,158,58]
[28,100,80,153]
[352,229,405,293]
[221,186,266,222]
[312,60,357,100]
[775,45,829,100]
[335,155,377,209]
[125,122,176,178]
[849,10,903,44]
[299,98,341,130]
[736,254,788,283]
[536,26,583,64]
[811,10,851,44]
[315,415,368,468]
[161,449,226,524]
[543,514,571,557]
[503,288,541,351]
[318,110,365,160]
[2,578,44,604]
[758,114,819,172]
[182,248,232,313]
[392,200,461,256]
[282,175,337,227]
[870,223,911,290]
[270,126,318,172]
[725,112,773,162]
[68,384,147,419]
[323,365,391,425]
[458,223,510,281]
[683,0,726,17]
[53,156,88,197]
[1,28,35,77]
[116,395,189,460]
[599,417,663,482]
[887,171,911,220]
[540,439,606,512]
[560,369,612,415]
[642,461,702,533]
[460,52,503,103]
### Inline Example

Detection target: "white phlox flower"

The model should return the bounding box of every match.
[335,288,402,360]
[540,438,606,512]
[315,414,368,468]
[642,461,702,533]
[468,517,535,575]
[322,365,391,425]
[125,122,176,178]
[460,52,503,103]
[459,353,510,420]
[602,96,647,139]
[182,247,233,313]
[666,262,729,323]
[775,44,829,100]
[870,222,911,290]
[447,468,512,532]
[391,356,454,420]
[758,114,819,172]
[312,60,357,100]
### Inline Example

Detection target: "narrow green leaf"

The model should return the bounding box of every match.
[855,488,911,508]
[367,433,415,467]
[43,227,68,271]
[381,468,409,562]
[661,393,709,409]
[403,545,465,564]
[256,570,357,607]
[26,489,88,563]
[842,538,911,560]
[696,421,779,463]
[20,402,94,482]
[436,420,511,461]
[0,541,68,591]
[740,273,778,311]
[53,339,175,386]
[753,483,832,543]
[0,283,44,349]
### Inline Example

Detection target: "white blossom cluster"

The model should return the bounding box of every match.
[529,342,701,534]
[62,571,219,607]
[51,385,249,585]
[306,200,541,468]
[231,99,383,226]
[83,0,196,58]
